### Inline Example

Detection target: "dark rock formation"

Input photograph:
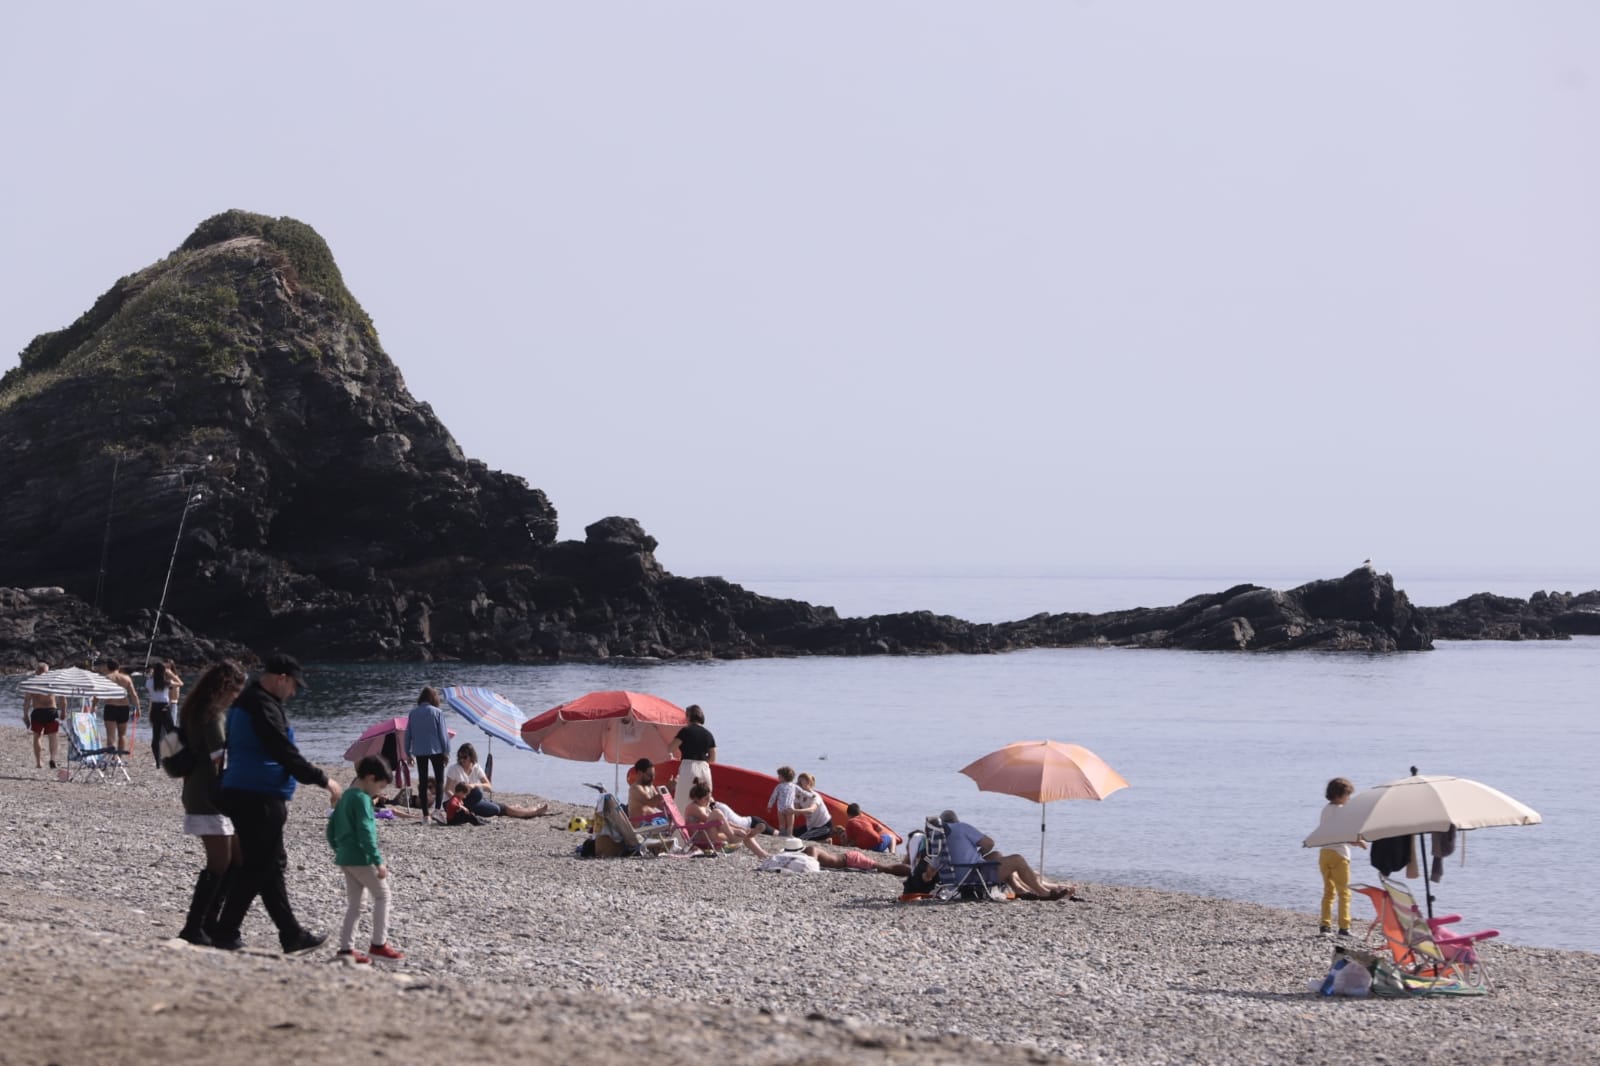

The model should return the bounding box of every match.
[0,211,1563,666]
[1420,589,1600,641]
[0,587,253,672]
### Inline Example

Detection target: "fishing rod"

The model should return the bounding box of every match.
[143,456,212,671]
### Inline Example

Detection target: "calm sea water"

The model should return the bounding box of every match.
[9,569,1597,952]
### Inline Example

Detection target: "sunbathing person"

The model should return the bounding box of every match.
[444,743,548,819]
[685,783,770,857]
[939,809,1077,900]
[802,844,911,877]
[627,759,668,823]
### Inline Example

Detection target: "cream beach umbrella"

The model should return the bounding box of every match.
[959,740,1130,872]
[1302,767,1541,917]
[21,667,126,700]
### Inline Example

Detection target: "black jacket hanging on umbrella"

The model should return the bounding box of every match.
[1370,835,1411,876]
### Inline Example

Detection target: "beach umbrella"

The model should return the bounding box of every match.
[441,687,534,780]
[959,740,1130,872]
[521,690,687,790]
[343,716,454,770]
[1301,767,1541,918]
[21,667,126,701]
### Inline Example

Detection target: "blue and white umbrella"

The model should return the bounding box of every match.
[441,686,534,778]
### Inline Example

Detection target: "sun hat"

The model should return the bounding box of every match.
[780,837,806,852]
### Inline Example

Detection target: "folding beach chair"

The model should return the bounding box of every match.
[593,793,669,858]
[657,791,725,856]
[1355,877,1499,993]
[65,712,130,784]
[923,815,1006,901]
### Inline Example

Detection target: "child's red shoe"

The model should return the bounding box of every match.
[368,942,405,960]
[336,949,371,964]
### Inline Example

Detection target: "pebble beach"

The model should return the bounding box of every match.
[2,728,1597,1066]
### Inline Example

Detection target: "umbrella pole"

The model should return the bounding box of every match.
[1418,832,1434,920]
[485,736,494,782]
[1039,802,1047,874]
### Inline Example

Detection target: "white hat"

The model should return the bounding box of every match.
[780,837,806,852]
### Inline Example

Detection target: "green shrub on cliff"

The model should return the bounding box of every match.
[179,210,373,334]
[0,210,377,411]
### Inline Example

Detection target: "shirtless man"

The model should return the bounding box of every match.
[23,662,61,769]
[100,661,140,755]
[627,759,667,822]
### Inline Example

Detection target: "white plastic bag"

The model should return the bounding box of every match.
[1333,960,1372,997]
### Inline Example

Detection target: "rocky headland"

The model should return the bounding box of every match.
[1,211,1594,669]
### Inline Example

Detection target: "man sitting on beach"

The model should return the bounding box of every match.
[627,758,667,823]
[939,810,1077,901]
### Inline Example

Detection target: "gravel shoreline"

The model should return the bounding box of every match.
[2,726,1596,1065]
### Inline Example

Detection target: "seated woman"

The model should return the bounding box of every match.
[684,782,770,857]
[803,844,910,877]
[444,743,549,819]
[792,773,834,842]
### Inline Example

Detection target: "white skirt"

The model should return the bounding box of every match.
[183,814,235,836]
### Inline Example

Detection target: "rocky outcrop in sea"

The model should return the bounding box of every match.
[0,211,1591,666]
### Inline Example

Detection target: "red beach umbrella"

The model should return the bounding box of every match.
[519,690,688,767]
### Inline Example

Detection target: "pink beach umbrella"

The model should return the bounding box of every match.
[959,740,1130,872]
[343,716,455,771]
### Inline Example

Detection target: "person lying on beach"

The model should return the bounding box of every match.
[628,759,668,824]
[792,773,834,842]
[830,803,893,852]
[711,797,771,836]
[803,844,911,877]
[373,790,423,819]
[444,743,549,819]
[684,783,771,857]
[939,809,1078,900]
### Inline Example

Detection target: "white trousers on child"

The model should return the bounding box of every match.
[340,865,390,951]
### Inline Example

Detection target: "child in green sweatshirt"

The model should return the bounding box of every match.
[327,756,404,962]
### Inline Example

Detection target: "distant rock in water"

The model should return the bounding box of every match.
[0,211,1584,665]
[1419,589,1600,641]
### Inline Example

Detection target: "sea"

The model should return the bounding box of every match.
[8,566,1598,952]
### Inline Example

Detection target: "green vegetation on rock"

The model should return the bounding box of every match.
[0,210,376,412]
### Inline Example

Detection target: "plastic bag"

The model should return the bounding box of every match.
[1333,960,1372,997]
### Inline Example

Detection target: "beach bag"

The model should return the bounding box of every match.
[159,730,200,779]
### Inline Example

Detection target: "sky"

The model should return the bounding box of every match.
[2,3,1596,586]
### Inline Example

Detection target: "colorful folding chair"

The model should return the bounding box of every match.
[1355,877,1498,993]
[65,712,130,784]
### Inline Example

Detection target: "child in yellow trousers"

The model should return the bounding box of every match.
[1315,777,1366,936]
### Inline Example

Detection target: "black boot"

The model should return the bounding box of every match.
[178,869,221,946]
[202,866,235,944]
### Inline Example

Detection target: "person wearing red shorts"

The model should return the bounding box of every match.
[802,844,911,877]
[23,662,61,769]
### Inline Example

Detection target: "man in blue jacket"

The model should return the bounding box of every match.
[211,654,343,953]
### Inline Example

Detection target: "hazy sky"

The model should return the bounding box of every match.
[3,3,1596,582]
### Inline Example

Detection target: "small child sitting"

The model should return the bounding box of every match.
[444,782,487,827]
